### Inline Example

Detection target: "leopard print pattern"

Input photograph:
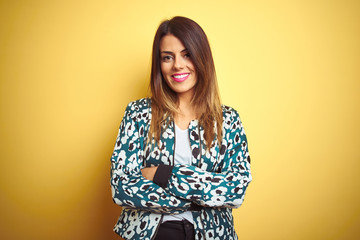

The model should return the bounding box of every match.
[110,98,251,240]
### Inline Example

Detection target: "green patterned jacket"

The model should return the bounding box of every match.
[110,98,252,240]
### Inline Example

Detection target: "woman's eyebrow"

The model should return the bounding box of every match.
[160,49,188,54]
[160,51,173,54]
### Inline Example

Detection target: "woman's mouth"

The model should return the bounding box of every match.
[171,73,190,82]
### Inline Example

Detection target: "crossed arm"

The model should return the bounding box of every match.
[110,102,251,213]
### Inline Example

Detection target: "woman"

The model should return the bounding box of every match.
[110,16,251,240]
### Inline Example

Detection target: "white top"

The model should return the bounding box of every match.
[162,124,194,224]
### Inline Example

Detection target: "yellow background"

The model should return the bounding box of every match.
[0,0,359,239]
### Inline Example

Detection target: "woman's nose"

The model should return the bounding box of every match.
[173,56,185,70]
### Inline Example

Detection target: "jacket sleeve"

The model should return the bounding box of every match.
[110,102,193,214]
[163,110,252,208]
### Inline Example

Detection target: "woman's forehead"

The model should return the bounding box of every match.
[160,34,186,52]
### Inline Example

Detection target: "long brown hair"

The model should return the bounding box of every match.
[149,16,222,149]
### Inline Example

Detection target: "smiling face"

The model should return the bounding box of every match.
[160,34,197,99]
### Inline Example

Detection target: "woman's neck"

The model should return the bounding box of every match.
[175,92,197,130]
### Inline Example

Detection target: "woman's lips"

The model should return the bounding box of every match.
[171,73,190,82]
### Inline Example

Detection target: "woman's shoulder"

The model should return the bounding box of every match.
[221,104,241,121]
[125,97,152,113]
[221,104,245,134]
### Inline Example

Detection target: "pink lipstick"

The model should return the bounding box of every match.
[171,73,190,82]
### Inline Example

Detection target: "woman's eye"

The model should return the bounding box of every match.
[162,56,173,62]
[184,53,191,59]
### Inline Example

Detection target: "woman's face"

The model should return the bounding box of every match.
[160,34,197,99]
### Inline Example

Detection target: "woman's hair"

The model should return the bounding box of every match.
[149,16,222,149]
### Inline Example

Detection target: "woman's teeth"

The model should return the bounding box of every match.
[173,74,189,79]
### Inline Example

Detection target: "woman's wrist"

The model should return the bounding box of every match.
[141,166,158,181]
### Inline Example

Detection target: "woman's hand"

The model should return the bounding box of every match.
[141,166,158,181]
